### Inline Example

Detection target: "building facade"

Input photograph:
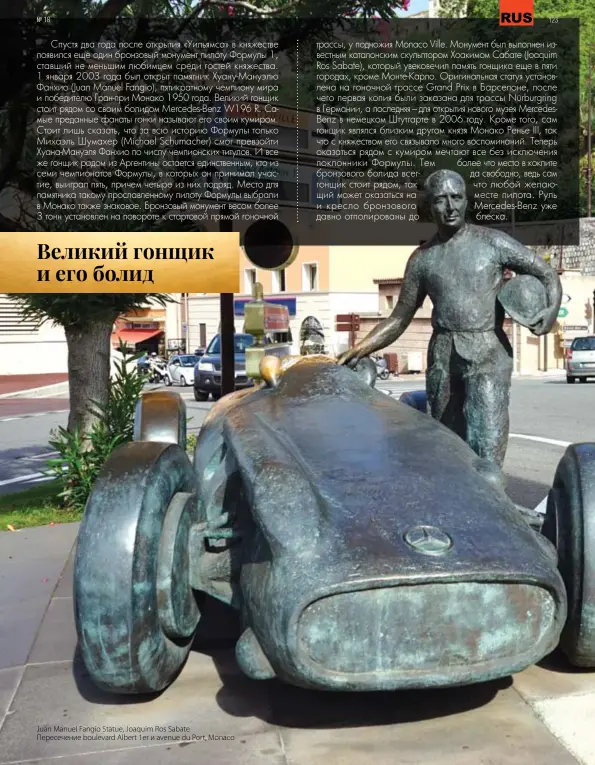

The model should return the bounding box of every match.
[111,303,167,355]
[165,245,417,356]
[0,295,68,375]
[0,296,168,376]
[166,239,595,376]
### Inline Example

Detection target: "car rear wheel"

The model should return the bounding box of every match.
[580,377,588,384]
[194,389,209,402]
[542,443,595,666]
[567,376,576,384]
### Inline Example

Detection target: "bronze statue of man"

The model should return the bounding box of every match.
[339,169,562,480]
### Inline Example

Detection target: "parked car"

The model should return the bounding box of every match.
[166,354,199,387]
[194,333,255,401]
[567,336,595,384]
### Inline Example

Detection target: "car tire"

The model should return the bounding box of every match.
[180,375,187,387]
[191,428,244,644]
[194,389,209,402]
[211,392,222,401]
[580,377,588,384]
[567,376,575,384]
[542,443,595,666]
[166,375,173,386]
[74,441,200,693]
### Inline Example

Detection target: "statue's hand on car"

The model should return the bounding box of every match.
[337,346,365,368]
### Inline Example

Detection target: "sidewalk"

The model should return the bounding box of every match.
[391,370,567,380]
[0,375,68,400]
[0,522,592,765]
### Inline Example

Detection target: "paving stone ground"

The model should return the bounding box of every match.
[1,524,594,764]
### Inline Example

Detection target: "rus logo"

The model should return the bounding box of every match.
[499,0,534,25]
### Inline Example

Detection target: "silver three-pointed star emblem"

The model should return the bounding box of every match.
[403,525,453,556]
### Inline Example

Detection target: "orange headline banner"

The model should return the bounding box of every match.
[0,233,240,293]
[499,0,534,25]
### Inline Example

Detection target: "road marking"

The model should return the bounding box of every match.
[0,471,47,487]
[16,451,59,461]
[509,433,571,448]
[0,409,68,423]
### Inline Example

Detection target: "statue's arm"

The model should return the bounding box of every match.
[499,236,562,335]
[338,252,426,364]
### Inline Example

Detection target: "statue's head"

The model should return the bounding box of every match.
[424,170,467,233]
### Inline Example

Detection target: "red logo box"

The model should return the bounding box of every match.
[499,0,534,25]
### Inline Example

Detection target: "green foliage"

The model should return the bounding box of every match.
[0,481,78,532]
[186,432,198,453]
[437,0,468,18]
[46,343,146,511]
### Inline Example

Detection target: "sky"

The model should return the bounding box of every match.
[394,0,430,16]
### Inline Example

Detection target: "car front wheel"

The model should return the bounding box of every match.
[74,441,200,693]
[194,389,208,402]
[567,376,576,384]
[180,375,187,387]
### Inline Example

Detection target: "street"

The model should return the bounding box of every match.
[0,375,593,511]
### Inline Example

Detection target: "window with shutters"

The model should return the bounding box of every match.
[0,297,41,334]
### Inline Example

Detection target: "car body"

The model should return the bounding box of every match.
[567,336,595,383]
[75,357,595,696]
[166,354,199,386]
[193,333,255,401]
[192,358,566,691]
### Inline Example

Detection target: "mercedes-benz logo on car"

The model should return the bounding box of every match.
[403,525,453,556]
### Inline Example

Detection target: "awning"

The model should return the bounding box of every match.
[112,329,163,347]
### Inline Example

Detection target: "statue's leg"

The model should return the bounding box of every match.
[426,333,466,441]
[464,355,513,469]
[426,332,449,420]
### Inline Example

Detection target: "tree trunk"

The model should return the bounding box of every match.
[65,319,114,440]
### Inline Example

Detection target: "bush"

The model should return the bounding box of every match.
[47,343,145,512]
[186,432,198,453]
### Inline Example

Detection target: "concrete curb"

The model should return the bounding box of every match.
[0,382,69,400]
[512,371,566,379]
